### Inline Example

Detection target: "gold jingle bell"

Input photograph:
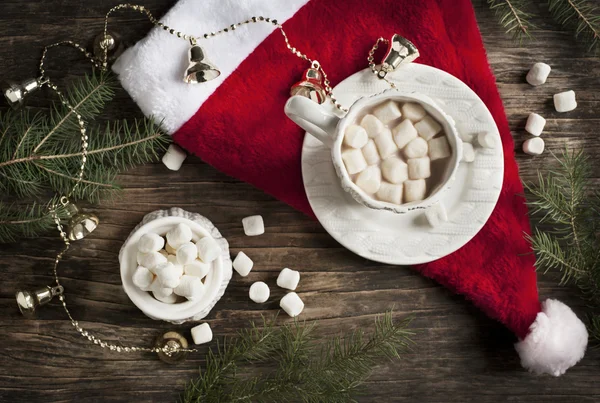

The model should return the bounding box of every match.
[378,34,420,79]
[154,331,189,364]
[184,45,221,84]
[290,67,327,104]
[16,285,64,318]
[3,77,46,109]
[65,202,99,241]
[93,31,125,62]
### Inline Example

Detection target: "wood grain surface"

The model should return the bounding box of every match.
[0,1,599,402]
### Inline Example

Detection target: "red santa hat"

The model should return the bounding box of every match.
[112,0,588,376]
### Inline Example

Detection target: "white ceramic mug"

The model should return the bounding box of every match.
[285,89,463,214]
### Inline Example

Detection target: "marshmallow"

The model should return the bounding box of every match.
[280,292,304,318]
[355,165,382,194]
[249,281,270,303]
[166,223,193,249]
[132,265,154,290]
[233,251,253,277]
[425,202,448,227]
[381,157,408,184]
[162,144,187,171]
[196,236,222,263]
[242,215,265,236]
[462,142,475,162]
[408,157,431,180]
[174,275,205,300]
[404,179,427,202]
[554,90,577,112]
[150,279,175,302]
[376,182,403,204]
[342,148,368,175]
[154,262,183,288]
[176,242,198,265]
[373,128,398,159]
[401,102,427,122]
[165,242,177,255]
[392,119,418,149]
[404,137,428,159]
[153,290,178,304]
[137,251,167,271]
[526,62,551,86]
[428,136,451,161]
[477,132,497,149]
[167,254,178,264]
[360,114,385,138]
[414,116,442,141]
[185,260,211,279]
[525,113,546,136]
[344,125,368,149]
[373,100,402,124]
[191,323,213,345]
[277,268,300,290]
[523,137,545,156]
[361,139,381,165]
[137,232,165,253]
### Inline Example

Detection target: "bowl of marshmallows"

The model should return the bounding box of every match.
[119,207,232,324]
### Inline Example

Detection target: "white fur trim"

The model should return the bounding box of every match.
[515,299,588,376]
[112,0,309,134]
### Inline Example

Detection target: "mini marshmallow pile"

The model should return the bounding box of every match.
[133,223,221,304]
[523,63,577,156]
[341,101,452,205]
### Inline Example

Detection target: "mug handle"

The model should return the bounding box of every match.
[284,96,340,147]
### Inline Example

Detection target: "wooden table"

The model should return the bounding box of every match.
[1,1,598,401]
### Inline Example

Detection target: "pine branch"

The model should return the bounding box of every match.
[548,0,600,52]
[0,198,69,243]
[487,0,537,41]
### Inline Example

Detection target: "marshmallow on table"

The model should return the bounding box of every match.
[401,102,427,122]
[404,137,428,159]
[554,90,577,112]
[523,137,545,156]
[280,292,304,318]
[392,119,418,149]
[355,165,382,194]
[166,223,193,249]
[525,113,546,136]
[344,125,368,149]
[408,157,431,180]
[373,100,402,124]
[373,128,398,159]
[381,157,408,184]
[361,139,380,165]
[376,182,403,204]
[462,143,475,162]
[196,236,222,263]
[425,202,448,227]
[137,233,165,254]
[342,148,367,175]
[174,275,205,300]
[477,132,497,149]
[137,251,167,271]
[360,114,385,138]
[162,144,187,171]
[233,251,253,277]
[249,281,270,303]
[154,262,183,288]
[242,215,265,236]
[277,268,300,290]
[526,62,551,86]
[185,260,211,279]
[428,136,451,160]
[404,179,427,202]
[132,265,154,290]
[191,323,213,345]
[415,116,442,140]
[176,242,198,265]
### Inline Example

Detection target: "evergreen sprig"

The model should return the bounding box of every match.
[525,148,600,342]
[182,311,413,403]
[548,0,600,51]
[487,0,537,41]
[0,197,70,242]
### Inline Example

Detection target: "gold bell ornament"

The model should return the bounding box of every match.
[290,65,327,104]
[16,285,64,318]
[64,201,99,241]
[92,31,125,62]
[184,44,221,84]
[378,34,419,79]
[154,331,189,364]
[3,77,47,109]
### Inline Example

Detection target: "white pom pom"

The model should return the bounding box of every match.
[249,281,270,303]
[162,144,187,171]
[233,251,253,277]
[137,251,167,271]
[185,260,211,279]
[132,265,154,290]
[196,236,222,263]
[191,323,213,345]
[176,242,198,265]
[174,275,205,300]
[280,292,304,317]
[277,268,300,291]
[154,262,183,288]
[166,223,193,249]
[242,215,265,236]
[137,232,165,253]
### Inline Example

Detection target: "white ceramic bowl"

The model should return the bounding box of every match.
[119,207,232,324]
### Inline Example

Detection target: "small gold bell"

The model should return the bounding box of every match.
[65,203,99,241]
[290,67,327,104]
[3,77,45,109]
[154,331,189,364]
[93,31,125,62]
[379,34,419,79]
[184,45,221,84]
[16,285,64,318]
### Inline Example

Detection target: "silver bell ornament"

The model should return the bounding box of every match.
[16,285,64,318]
[64,202,99,241]
[290,67,327,104]
[184,45,221,84]
[154,331,189,364]
[3,77,46,109]
[378,34,419,79]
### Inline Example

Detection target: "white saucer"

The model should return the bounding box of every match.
[301,64,503,265]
